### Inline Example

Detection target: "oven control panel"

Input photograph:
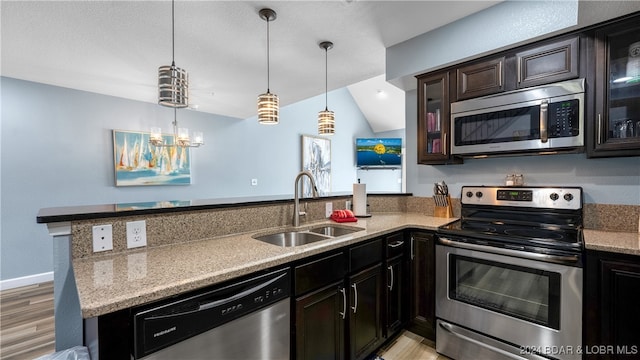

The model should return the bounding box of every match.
[462,186,582,210]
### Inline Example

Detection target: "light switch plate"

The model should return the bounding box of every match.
[92,225,113,252]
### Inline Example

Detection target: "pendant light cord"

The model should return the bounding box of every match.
[324,47,328,111]
[171,0,175,65]
[266,17,271,92]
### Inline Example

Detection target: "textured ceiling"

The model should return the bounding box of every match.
[1,1,500,131]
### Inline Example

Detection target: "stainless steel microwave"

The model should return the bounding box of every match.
[450,78,585,156]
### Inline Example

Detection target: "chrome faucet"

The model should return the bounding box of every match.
[293,171,319,227]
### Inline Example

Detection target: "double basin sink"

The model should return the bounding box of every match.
[253,225,364,247]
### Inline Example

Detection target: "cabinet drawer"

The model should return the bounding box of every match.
[350,239,382,273]
[295,252,346,296]
[385,232,406,259]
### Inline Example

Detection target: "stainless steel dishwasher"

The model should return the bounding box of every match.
[132,268,290,359]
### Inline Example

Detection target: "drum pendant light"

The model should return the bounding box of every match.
[257,8,279,125]
[318,41,335,135]
[158,0,189,108]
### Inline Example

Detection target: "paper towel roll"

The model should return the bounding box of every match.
[353,183,367,216]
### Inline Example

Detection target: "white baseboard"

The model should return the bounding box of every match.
[0,272,54,291]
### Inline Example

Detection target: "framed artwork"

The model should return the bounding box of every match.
[301,134,331,196]
[113,130,191,186]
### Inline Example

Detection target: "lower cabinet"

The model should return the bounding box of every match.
[407,231,436,340]
[294,235,403,360]
[584,250,640,359]
[348,264,383,360]
[295,281,346,360]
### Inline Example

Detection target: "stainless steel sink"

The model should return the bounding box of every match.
[253,231,330,247]
[308,225,364,237]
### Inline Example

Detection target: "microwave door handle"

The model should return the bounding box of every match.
[540,100,548,143]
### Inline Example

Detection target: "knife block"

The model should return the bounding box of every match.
[433,194,453,218]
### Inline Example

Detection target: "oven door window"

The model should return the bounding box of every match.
[454,105,540,146]
[449,255,560,330]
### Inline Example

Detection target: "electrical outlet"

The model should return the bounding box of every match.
[325,202,333,218]
[92,225,113,252]
[126,220,147,249]
[251,178,258,186]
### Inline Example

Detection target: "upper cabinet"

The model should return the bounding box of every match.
[515,37,579,89]
[417,71,462,165]
[588,15,640,158]
[456,57,505,100]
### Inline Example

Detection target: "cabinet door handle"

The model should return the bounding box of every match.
[410,236,415,261]
[540,100,549,143]
[597,114,602,145]
[351,283,358,314]
[443,133,448,155]
[339,287,346,320]
[388,265,394,291]
[388,241,404,248]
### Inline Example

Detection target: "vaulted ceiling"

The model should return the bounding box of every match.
[1,1,501,132]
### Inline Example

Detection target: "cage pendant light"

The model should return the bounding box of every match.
[257,8,279,125]
[318,41,335,135]
[158,0,189,108]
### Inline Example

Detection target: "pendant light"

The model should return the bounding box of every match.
[257,8,279,125]
[158,0,189,108]
[151,0,203,148]
[318,41,335,135]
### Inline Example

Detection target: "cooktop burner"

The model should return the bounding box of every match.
[437,186,584,253]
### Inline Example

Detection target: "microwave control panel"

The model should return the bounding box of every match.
[549,99,580,137]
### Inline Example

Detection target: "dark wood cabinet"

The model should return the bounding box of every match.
[456,57,505,100]
[584,250,640,359]
[588,14,640,158]
[348,264,384,360]
[406,232,436,340]
[294,238,387,360]
[515,36,579,89]
[384,232,407,337]
[417,72,462,165]
[296,282,346,360]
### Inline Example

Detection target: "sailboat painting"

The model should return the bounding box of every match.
[113,130,191,186]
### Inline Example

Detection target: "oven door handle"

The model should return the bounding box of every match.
[438,321,527,360]
[438,237,580,264]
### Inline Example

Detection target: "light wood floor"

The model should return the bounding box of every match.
[378,330,451,360]
[0,282,446,360]
[0,282,55,359]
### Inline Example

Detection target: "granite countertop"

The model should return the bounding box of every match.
[583,229,640,256]
[73,213,455,318]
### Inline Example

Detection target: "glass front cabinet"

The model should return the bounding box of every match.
[589,15,640,157]
[417,72,462,165]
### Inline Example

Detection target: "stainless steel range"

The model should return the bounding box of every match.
[436,186,583,360]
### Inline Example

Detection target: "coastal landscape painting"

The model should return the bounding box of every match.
[113,130,191,186]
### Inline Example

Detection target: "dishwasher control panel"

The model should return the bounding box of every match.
[132,268,291,359]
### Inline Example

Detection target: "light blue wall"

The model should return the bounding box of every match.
[404,89,640,205]
[0,77,375,281]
